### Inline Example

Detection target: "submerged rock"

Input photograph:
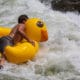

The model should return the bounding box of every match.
[51,0,80,12]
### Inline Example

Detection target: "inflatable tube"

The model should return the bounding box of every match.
[0,27,11,37]
[5,40,39,64]
[0,27,38,63]
[0,18,48,64]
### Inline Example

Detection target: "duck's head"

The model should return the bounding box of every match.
[25,18,48,42]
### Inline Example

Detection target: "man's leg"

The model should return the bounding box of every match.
[0,52,6,69]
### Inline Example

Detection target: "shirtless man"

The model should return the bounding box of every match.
[0,15,35,69]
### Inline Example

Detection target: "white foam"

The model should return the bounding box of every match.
[0,0,80,80]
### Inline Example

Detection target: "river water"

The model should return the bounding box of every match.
[0,0,80,80]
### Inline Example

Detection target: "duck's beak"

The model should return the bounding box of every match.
[40,29,48,42]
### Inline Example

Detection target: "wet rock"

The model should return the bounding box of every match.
[51,0,80,12]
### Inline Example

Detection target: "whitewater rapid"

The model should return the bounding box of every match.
[0,0,80,80]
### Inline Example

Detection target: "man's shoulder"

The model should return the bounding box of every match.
[19,23,24,25]
[18,23,25,27]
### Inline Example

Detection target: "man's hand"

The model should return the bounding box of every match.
[31,40,35,46]
[29,40,35,46]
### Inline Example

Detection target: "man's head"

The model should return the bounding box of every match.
[18,15,29,24]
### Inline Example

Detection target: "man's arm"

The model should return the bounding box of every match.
[18,24,35,46]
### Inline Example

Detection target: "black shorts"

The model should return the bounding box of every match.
[0,36,14,54]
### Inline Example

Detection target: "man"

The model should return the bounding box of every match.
[0,15,35,69]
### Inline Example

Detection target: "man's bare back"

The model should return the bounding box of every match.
[9,24,25,44]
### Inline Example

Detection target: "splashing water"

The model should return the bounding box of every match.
[0,0,80,80]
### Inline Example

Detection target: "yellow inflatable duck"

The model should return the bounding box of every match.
[0,18,48,64]
[25,18,48,42]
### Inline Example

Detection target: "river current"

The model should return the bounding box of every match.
[0,0,80,80]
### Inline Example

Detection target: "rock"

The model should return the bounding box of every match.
[51,0,80,12]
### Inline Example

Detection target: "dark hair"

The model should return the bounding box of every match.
[18,15,29,23]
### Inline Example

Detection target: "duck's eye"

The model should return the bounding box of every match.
[37,21,44,28]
